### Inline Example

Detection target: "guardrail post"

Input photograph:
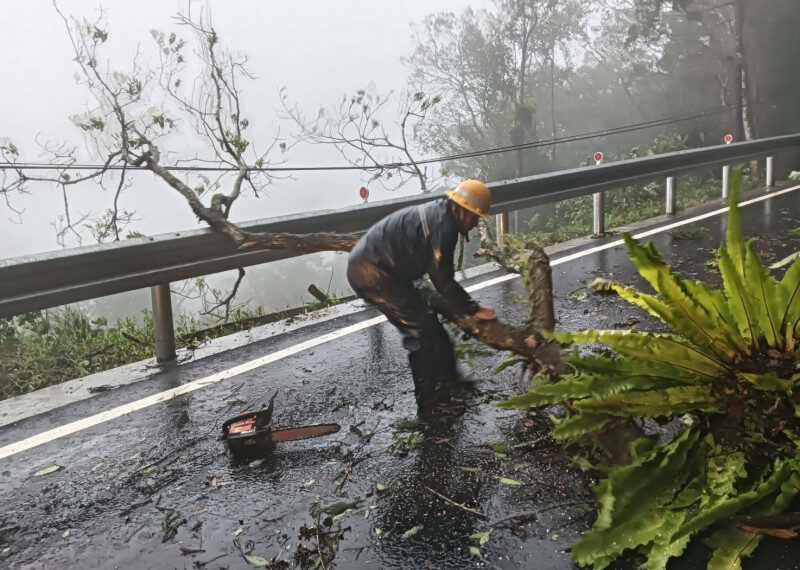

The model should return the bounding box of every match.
[766,155,775,190]
[151,283,176,364]
[592,192,605,236]
[666,176,676,215]
[722,165,730,199]
[496,212,508,246]
[592,151,605,236]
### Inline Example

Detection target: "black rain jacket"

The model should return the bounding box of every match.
[349,198,479,315]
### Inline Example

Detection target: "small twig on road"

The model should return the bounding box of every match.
[232,537,252,565]
[489,512,537,529]
[424,486,488,519]
[153,436,207,466]
[119,498,152,518]
[535,500,593,515]
[124,522,147,543]
[516,473,562,490]
[333,419,380,495]
[149,421,219,470]
[316,526,329,570]
[194,553,226,567]
[552,509,594,531]
[223,383,245,400]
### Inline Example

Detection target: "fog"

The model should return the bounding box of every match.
[0,0,493,321]
[2,0,797,323]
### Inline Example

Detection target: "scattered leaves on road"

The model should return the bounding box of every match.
[569,290,588,301]
[470,530,492,545]
[321,500,361,516]
[244,554,272,567]
[34,465,61,477]
[402,525,423,539]
[497,476,525,486]
[298,478,315,490]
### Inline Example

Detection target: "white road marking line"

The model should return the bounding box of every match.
[463,184,800,292]
[0,315,384,461]
[2,184,799,460]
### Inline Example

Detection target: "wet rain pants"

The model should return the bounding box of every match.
[346,259,458,408]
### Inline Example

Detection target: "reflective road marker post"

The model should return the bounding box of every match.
[722,134,733,199]
[593,152,605,236]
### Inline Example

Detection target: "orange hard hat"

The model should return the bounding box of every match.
[444,179,491,218]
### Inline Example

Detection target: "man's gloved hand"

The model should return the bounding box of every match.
[474,306,497,320]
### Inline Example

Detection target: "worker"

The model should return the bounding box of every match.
[347,179,497,418]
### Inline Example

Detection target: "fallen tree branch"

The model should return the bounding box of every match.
[476,220,555,331]
[426,291,568,374]
[424,485,488,519]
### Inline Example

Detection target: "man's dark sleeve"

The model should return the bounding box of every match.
[427,229,480,315]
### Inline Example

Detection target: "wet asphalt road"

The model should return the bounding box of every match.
[2,186,800,570]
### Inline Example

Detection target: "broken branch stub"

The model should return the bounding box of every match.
[426,292,567,374]
[475,220,555,331]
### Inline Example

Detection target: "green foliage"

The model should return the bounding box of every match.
[390,431,424,454]
[500,173,800,568]
[0,303,265,400]
[519,137,737,243]
[451,333,494,368]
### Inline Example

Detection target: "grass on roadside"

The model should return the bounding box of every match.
[0,291,353,400]
[514,172,759,246]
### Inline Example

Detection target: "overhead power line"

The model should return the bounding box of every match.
[1,103,737,174]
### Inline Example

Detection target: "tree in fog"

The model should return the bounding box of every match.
[404,0,586,181]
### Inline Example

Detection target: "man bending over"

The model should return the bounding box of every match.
[347,180,498,418]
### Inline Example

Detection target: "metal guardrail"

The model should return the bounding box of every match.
[1,133,799,360]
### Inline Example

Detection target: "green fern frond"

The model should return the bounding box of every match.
[743,241,784,347]
[551,413,610,440]
[551,329,727,378]
[718,246,760,349]
[725,169,746,275]
[573,386,720,417]
[496,372,683,410]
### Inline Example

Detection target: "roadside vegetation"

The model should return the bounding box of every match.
[521,134,761,247]
[501,175,800,568]
[0,293,347,400]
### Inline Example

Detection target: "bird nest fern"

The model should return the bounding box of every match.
[500,172,800,569]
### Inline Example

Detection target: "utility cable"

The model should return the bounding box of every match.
[0,103,737,173]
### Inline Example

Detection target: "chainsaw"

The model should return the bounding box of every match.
[221,392,340,456]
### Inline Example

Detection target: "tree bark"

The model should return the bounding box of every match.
[734,0,757,142]
[426,291,567,374]
[471,220,565,372]
[550,44,557,166]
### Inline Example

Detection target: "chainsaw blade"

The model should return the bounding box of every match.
[269,423,340,442]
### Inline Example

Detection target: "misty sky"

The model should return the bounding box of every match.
[0,0,494,259]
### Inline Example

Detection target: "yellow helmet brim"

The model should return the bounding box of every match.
[444,189,491,218]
